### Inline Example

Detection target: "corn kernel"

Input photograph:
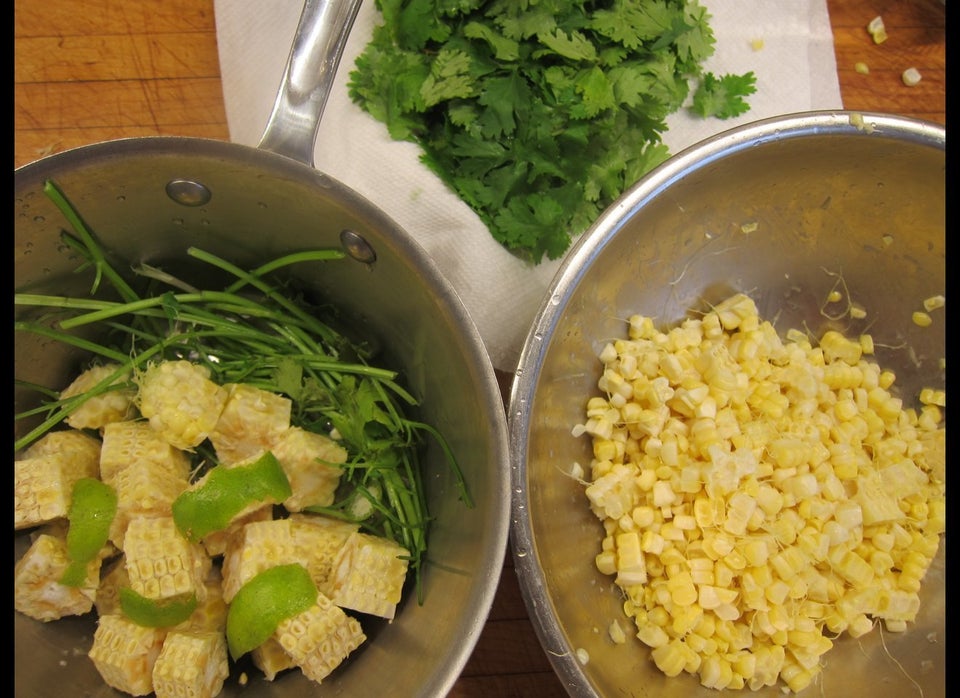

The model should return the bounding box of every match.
[902,68,922,87]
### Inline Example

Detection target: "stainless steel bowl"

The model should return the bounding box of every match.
[510,111,945,697]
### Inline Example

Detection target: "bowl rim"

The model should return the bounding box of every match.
[507,109,946,697]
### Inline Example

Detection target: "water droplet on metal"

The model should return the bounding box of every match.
[165,179,212,207]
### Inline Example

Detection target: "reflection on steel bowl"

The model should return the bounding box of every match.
[510,111,945,698]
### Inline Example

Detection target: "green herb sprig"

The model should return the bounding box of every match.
[14,179,471,598]
[348,0,756,264]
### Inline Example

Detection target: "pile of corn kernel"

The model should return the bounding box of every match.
[575,293,945,693]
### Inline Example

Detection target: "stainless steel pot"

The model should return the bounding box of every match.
[15,1,510,696]
[510,111,945,697]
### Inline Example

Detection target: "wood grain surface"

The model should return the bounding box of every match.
[13,1,946,696]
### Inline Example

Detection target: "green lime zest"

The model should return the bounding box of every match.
[172,451,292,542]
[119,586,198,628]
[226,563,317,660]
[60,477,117,587]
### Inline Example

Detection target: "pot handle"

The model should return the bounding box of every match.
[257,0,363,166]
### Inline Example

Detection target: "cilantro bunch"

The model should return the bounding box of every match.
[349,0,756,264]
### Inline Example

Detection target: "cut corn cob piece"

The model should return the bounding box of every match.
[289,513,359,596]
[175,566,229,634]
[89,613,166,696]
[123,516,211,604]
[271,426,347,512]
[136,360,229,450]
[152,630,229,698]
[327,531,410,620]
[21,427,102,462]
[59,363,137,430]
[274,591,366,684]
[208,383,292,465]
[15,447,101,530]
[251,636,298,681]
[221,514,358,603]
[99,420,192,485]
[96,555,131,618]
[109,458,192,549]
[14,532,100,621]
[221,517,299,603]
[201,503,273,558]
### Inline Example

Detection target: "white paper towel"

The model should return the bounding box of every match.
[214,0,843,372]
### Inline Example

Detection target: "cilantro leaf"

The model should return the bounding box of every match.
[350,0,756,263]
[690,71,758,119]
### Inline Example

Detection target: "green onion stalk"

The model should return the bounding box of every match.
[14,179,472,599]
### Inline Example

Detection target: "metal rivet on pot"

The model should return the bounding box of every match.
[340,229,377,264]
[165,179,212,207]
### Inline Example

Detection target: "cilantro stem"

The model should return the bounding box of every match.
[43,180,140,303]
[225,249,348,293]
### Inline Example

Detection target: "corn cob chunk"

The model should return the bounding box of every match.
[14,447,101,530]
[123,516,211,604]
[180,451,290,556]
[251,636,298,681]
[221,517,298,603]
[288,513,359,596]
[208,383,292,465]
[136,360,229,450]
[89,613,167,696]
[21,427,102,462]
[99,420,192,485]
[109,459,192,549]
[328,532,410,620]
[14,532,100,621]
[271,427,347,512]
[95,555,131,617]
[274,591,366,684]
[221,514,358,603]
[201,502,274,558]
[174,566,229,634]
[59,363,137,430]
[152,630,230,698]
